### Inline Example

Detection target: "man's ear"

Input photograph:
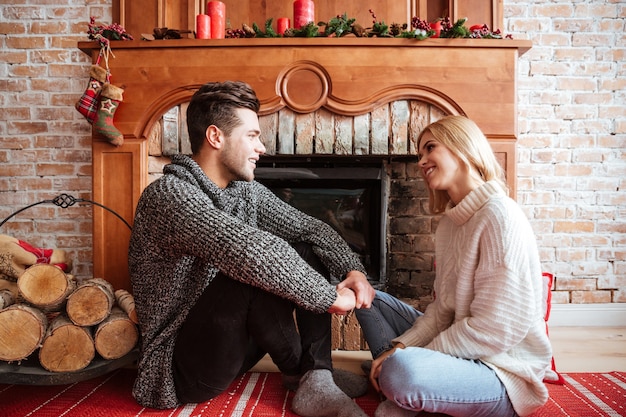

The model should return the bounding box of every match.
[205,125,223,149]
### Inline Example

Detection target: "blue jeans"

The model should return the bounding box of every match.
[355,290,518,417]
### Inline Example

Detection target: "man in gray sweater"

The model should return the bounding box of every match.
[128,81,375,417]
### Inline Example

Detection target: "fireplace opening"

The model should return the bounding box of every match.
[255,159,387,287]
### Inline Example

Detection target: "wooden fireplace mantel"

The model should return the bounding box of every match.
[78,38,531,291]
[80,38,531,139]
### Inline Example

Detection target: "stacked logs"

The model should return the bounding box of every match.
[0,264,139,373]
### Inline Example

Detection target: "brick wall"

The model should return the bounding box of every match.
[507,0,625,303]
[0,1,108,278]
[0,0,624,304]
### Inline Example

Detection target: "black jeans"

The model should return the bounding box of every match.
[173,242,333,403]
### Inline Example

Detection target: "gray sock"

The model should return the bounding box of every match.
[292,369,368,417]
[284,368,368,398]
[360,360,372,376]
[374,399,417,417]
[332,368,368,398]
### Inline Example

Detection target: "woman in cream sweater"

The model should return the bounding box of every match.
[355,116,552,417]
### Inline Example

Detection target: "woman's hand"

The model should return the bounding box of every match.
[370,343,405,392]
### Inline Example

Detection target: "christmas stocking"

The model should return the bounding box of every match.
[75,64,108,124]
[94,83,124,147]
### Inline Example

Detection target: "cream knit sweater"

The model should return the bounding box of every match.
[394,181,552,416]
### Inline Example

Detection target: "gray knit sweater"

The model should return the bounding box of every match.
[128,154,366,409]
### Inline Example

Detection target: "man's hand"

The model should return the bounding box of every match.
[336,270,375,309]
[327,287,356,315]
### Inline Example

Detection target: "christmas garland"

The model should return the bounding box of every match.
[87,16,133,48]
[227,11,511,40]
[83,11,509,43]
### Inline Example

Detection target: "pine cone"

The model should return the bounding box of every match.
[242,23,256,37]
[351,23,366,37]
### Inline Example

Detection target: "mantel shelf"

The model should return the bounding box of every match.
[78,38,532,56]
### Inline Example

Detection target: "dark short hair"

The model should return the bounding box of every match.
[186,81,261,154]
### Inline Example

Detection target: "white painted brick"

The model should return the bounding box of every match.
[294,112,314,154]
[370,105,389,155]
[277,109,295,154]
[312,108,333,154]
[333,115,352,155]
[390,100,409,155]
[259,112,278,155]
[353,113,370,155]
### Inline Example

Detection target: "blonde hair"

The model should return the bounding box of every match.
[417,115,508,214]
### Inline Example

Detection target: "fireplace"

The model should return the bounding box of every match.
[80,38,531,315]
[149,129,393,287]
[255,159,386,285]
[147,99,435,297]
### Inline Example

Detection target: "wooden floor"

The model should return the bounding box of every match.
[252,326,626,374]
[548,326,626,372]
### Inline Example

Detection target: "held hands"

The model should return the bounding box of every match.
[327,287,356,315]
[336,270,375,309]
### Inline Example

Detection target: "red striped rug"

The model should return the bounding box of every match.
[1,369,624,416]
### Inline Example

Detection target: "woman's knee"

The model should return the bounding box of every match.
[378,348,515,416]
[377,348,436,396]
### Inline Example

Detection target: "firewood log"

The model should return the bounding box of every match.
[114,289,138,324]
[94,307,139,360]
[38,314,94,372]
[0,304,48,362]
[0,278,18,298]
[0,234,72,280]
[0,289,15,309]
[0,280,18,309]
[17,264,75,312]
[66,278,115,327]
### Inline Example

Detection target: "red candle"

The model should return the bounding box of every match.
[277,17,290,35]
[207,1,226,39]
[430,21,442,38]
[196,14,211,39]
[293,0,314,29]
